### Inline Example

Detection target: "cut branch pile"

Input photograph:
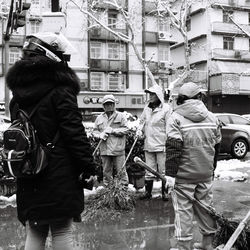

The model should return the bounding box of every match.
[82,178,135,223]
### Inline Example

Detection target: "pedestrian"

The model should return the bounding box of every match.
[137,84,172,200]
[164,82,221,250]
[93,94,129,186]
[6,32,96,250]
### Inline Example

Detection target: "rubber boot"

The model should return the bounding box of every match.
[193,235,214,250]
[140,180,153,200]
[162,181,169,201]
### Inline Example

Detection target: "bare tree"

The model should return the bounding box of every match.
[66,0,159,86]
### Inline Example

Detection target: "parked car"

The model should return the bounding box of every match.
[215,113,250,159]
[242,114,250,121]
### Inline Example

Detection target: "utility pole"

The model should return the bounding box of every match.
[3,0,14,117]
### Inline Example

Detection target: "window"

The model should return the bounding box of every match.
[108,74,125,91]
[159,44,169,61]
[231,116,250,125]
[30,21,40,33]
[90,42,102,59]
[217,115,230,124]
[108,43,126,60]
[108,13,117,29]
[158,18,169,32]
[223,10,233,23]
[9,49,21,64]
[90,72,104,90]
[223,36,234,50]
[186,17,191,31]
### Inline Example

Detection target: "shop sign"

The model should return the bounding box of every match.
[83,96,119,104]
[0,102,5,111]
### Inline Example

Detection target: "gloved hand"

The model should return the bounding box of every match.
[164,175,175,191]
[99,131,109,140]
[135,129,143,138]
[104,127,113,134]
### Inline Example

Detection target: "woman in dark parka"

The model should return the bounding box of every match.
[6,32,96,250]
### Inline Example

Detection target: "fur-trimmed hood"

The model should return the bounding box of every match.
[6,56,80,106]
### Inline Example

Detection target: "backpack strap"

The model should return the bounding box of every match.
[18,92,60,148]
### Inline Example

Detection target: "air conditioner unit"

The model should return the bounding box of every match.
[159,61,172,69]
[234,50,241,58]
[158,32,170,40]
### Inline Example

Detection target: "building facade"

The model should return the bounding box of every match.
[170,0,250,114]
[0,0,173,118]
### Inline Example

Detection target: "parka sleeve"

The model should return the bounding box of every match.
[54,87,96,177]
[165,116,183,177]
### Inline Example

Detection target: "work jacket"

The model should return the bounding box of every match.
[93,111,129,156]
[140,85,172,152]
[166,99,221,183]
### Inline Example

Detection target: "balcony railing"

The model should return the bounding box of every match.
[212,21,250,35]
[212,48,250,61]
[94,0,127,9]
[89,28,127,41]
[90,59,127,72]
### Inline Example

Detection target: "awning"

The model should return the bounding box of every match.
[210,61,250,75]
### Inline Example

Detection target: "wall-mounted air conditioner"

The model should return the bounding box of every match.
[159,61,171,69]
[158,32,171,40]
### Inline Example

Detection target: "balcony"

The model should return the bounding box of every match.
[211,22,250,36]
[212,48,250,61]
[94,0,126,10]
[90,59,128,72]
[89,28,127,41]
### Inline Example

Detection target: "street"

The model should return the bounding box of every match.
[0,152,250,249]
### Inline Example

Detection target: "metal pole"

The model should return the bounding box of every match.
[4,39,10,117]
[3,0,14,117]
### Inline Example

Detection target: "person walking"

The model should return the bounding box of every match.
[164,82,221,250]
[137,84,172,200]
[93,94,129,186]
[6,32,96,250]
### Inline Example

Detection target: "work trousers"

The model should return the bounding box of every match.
[144,151,166,180]
[101,154,128,185]
[171,182,217,242]
[24,218,73,250]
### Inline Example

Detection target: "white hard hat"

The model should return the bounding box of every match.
[23,32,76,62]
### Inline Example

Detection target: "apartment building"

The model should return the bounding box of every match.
[171,0,250,114]
[0,0,173,118]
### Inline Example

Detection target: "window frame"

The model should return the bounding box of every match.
[223,36,234,50]
[223,10,233,23]
[90,72,105,90]
[90,42,102,59]
[108,73,125,91]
